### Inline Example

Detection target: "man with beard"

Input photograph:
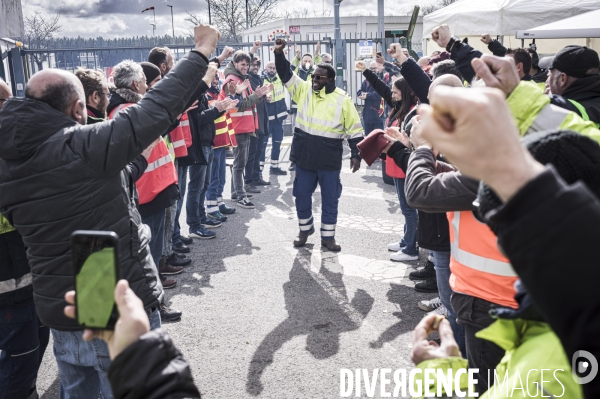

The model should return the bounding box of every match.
[274,39,363,251]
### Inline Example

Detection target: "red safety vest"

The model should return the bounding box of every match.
[447,211,518,309]
[170,123,188,158]
[218,74,258,134]
[180,113,193,148]
[109,103,178,205]
[207,92,237,148]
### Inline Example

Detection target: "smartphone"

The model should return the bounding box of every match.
[71,230,120,330]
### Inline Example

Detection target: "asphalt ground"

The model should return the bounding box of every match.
[36,136,437,399]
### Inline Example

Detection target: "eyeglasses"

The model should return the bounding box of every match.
[312,75,328,81]
[101,91,111,98]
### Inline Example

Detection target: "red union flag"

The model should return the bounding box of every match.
[142,6,155,12]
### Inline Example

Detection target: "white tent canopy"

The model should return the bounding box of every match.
[516,9,600,39]
[423,0,600,37]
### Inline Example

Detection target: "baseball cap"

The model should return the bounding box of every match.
[550,45,600,78]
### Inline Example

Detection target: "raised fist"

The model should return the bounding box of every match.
[480,34,493,45]
[194,25,221,59]
[431,24,452,48]
[274,39,287,54]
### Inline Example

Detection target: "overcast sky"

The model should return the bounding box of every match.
[22,0,428,39]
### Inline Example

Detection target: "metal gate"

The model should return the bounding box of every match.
[4,34,421,105]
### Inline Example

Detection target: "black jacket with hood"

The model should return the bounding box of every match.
[0,51,209,330]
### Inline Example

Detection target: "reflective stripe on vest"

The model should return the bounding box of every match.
[448,211,519,308]
[210,99,237,148]
[569,99,600,128]
[295,87,349,139]
[180,113,193,147]
[170,125,188,158]
[0,273,32,295]
[109,103,178,204]
[222,75,258,133]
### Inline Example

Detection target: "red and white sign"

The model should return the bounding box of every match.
[289,25,301,34]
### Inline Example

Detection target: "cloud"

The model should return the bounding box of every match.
[22,0,428,39]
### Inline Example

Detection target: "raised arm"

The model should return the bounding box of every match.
[274,39,310,104]
[72,25,219,176]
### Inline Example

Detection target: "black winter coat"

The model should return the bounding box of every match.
[179,82,223,166]
[489,166,600,399]
[108,329,201,399]
[0,51,209,330]
[248,66,270,137]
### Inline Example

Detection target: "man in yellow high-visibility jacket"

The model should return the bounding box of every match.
[273,39,363,251]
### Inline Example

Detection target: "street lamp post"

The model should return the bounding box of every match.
[207,0,212,25]
[246,0,249,28]
[167,5,175,42]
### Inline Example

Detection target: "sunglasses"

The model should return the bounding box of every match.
[312,75,329,81]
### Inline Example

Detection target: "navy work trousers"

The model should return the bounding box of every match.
[293,166,342,240]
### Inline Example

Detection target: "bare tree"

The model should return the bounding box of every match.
[187,0,278,43]
[421,0,459,15]
[280,8,332,18]
[23,11,62,70]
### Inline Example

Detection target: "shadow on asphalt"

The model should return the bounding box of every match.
[369,283,430,349]
[39,377,59,399]
[245,250,374,396]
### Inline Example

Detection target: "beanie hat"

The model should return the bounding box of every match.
[477,130,600,234]
[140,62,161,86]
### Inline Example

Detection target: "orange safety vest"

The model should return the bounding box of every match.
[218,74,258,134]
[207,93,237,149]
[180,113,193,148]
[170,124,188,158]
[447,211,518,309]
[109,103,178,205]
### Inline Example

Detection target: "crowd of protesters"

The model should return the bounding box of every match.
[1,19,600,399]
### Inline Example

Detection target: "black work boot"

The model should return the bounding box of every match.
[414,276,439,293]
[293,228,314,247]
[321,238,341,252]
[409,260,436,281]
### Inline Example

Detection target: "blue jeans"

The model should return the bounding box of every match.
[142,209,166,271]
[187,146,214,230]
[245,134,264,184]
[172,164,188,246]
[0,298,50,399]
[364,120,384,136]
[51,308,161,399]
[265,121,284,168]
[394,178,419,256]
[432,250,466,357]
[206,147,227,210]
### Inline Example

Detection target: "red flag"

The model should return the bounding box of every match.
[142,6,155,12]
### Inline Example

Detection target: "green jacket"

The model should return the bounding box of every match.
[414,319,582,398]
[507,81,600,143]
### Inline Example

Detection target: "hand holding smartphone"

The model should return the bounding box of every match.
[71,230,120,330]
